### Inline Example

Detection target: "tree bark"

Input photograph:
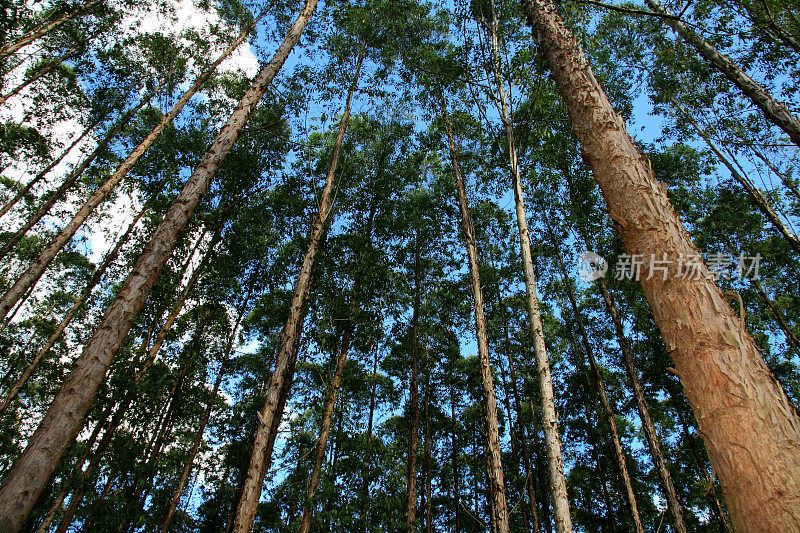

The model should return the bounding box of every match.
[644,0,800,147]
[405,249,421,531]
[0,3,314,527]
[445,114,511,533]
[522,0,800,529]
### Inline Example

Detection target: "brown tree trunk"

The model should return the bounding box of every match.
[450,386,462,533]
[522,0,800,529]
[445,114,511,533]
[0,3,315,527]
[550,235,643,533]
[423,345,433,533]
[482,5,572,529]
[497,296,541,533]
[230,24,362,532]
[644,0,800,147]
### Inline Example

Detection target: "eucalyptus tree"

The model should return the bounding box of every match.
[522,0,800,529]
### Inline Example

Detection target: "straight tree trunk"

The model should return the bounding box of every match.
[522,0,800,529]
[550,236,643,533]
[450,387,462,533]
[297,326,351,533]
[423,344,433,533]
[230,26,361,533]
[0,0,272,315]
[445,113,511,533]
[483,5,572,529]
[644,0,800,147]
[0,3,316,528]
[497,296,541,533]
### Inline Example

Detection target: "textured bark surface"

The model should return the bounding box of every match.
[644,0,800,147]
[523,0,800,529]
[0,2,313,527]
[446,116,510,533]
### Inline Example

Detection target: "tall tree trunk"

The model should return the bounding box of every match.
[644,0,800,146]
[423,344,433,533]
[161,298,248,533]
[230,26,361,533]
[483,5,572,529]
[297,326,351,533]
[405,249,421,531]
[0,0,272,314]
[445,114,511,533]
[0,3,315,527]
[522,0,800,529]
[359,341,380,528]
[550,235,643,533]
[0,104,105,221]
[497,295,541,533]
[450,386,462,533]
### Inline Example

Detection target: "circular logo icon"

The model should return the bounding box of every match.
[578,251,607,282]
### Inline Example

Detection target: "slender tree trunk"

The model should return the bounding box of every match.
[405,249,421,531]
[450,387,461,533]
[522,0,800,529]
[0,111,104,221]
[161,299,248,533]
[497,295,541,533]
[359,341,379,528]
[550,236,643,533]
[0,0,102,59]
[673,99,800,254]
[644,0,800,147]
[0,3,315,527]
[445,114,511,533]
[230,26,362,533]
[423,344,433,533]
[482,6,572,529]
